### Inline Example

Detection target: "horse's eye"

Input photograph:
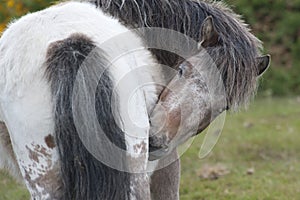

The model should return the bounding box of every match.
[178,66,184,77]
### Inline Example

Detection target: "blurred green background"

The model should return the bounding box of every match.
[226,0,300,97]
[0,0,299,199]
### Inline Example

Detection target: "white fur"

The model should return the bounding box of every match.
[0,1,163,199]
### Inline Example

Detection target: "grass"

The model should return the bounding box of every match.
[180,97,300,200]
[0,172,29,200]
[0,97,299,199]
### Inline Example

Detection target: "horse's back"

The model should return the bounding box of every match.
[0,1,161,99]
[0,2,142,198]
[0,2,131,94]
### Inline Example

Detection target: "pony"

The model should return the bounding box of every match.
[89,0,270,199]
[0,1,238,199]
[0,1,167,199]
[0,1,270,200]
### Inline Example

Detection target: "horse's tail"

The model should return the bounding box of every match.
[45,33,130,200]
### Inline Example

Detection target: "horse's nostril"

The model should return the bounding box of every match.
[149,135,154,143]
[149,135,168,152]
[149,144,162,153]
[149,135,170,160]
[149,136,160,152]
[149,136,164,152]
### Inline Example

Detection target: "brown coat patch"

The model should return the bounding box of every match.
[45,134,56,149]
[26,146,40,163]
[133,141,147,154]
[166,107,181,140]
[22,162,63,199]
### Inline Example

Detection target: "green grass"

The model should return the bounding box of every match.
[0,171,29,200]
[0,97,299,199]
[180,97,300,200]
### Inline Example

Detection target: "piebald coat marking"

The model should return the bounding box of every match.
[0,2,161,199]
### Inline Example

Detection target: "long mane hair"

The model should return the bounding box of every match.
[93,0,263,108]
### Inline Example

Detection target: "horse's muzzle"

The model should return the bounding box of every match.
[148,135,169,161]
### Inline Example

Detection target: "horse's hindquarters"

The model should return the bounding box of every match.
[0,74,62,199]
[0,1,166,199]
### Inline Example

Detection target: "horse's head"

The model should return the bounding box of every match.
[149,16,270,161]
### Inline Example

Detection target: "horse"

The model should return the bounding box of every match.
[0,1,270,200]
[0,1,167,199]
[89,0,270,199]
[0,1,237,199]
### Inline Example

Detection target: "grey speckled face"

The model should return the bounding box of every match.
[148,55,226,161]
[148,16,227,161]
[147,15,270,161]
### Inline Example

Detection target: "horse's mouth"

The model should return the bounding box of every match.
[148,136,170,161]
[148,145,169,161]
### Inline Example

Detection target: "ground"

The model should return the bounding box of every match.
[0,97,299,200]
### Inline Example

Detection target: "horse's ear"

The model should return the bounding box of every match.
[257,55,271,76]
[199,16,219,48]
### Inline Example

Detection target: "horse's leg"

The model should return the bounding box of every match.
[150,149,180,200]
[1,80,62,199]
[0,122,23,182]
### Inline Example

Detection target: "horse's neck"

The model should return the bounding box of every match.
[92,0,207,67]
[94,0,206,36]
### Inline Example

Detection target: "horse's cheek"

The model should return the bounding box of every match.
[166,107,181,141]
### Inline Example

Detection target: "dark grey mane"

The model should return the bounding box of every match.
[91,0,263,108]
